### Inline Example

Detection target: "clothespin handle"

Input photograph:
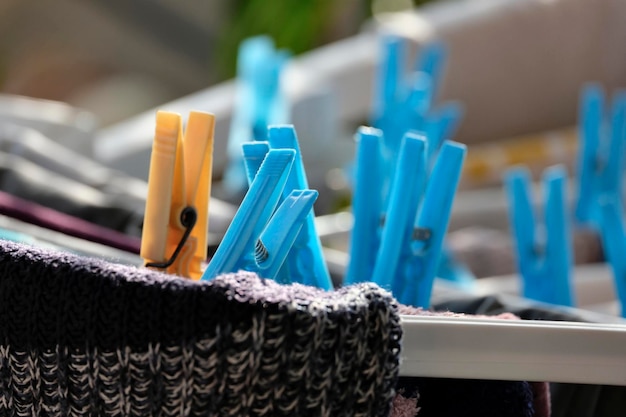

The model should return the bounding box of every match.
[345,127,385,285]
[372,133,427,291]
[399,140,466,307]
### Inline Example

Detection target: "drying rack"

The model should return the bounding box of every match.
[399,314,626,386]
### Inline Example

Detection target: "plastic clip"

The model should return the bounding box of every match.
[141,111,214,279]
[371,133,466,307]
[505,165,574,306]
[203,149,317,281]
[575,84,626,228]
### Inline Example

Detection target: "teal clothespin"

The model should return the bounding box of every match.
[223,36,290,195]
[598,196,626,317]
[504,165,575,307]
[345,127,385,285]
[371,133,466,307]
[240,127,332,289]
[575,83,626,228]
[203,149,317,280]
[372,35,433,184]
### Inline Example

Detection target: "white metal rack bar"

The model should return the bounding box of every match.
[400,315,626,385]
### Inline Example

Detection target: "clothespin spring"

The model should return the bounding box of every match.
[145,206,197,269]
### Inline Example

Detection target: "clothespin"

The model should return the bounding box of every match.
[223,36,290,196]
[345,127,384,285]
[598,197,626,317]
[575,83,626,228]
[504,165,575,307]
[141,111,214,279]
[372,35,433,184]
[371,133,466,307]
[240,126,332,289]
[203,149,318,281]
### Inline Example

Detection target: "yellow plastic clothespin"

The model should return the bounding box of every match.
[140,110,214,279]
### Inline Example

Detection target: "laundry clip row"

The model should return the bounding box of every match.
[140,109,329,289]
[345,36,469,304]
[504,83,626,314]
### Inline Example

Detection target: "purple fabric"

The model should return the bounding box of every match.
[0,190,141,253]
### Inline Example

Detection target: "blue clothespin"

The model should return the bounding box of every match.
[372,36,433,181]
[241,141,294,284]
[203,148,310,280]
[240,127,332,289]
[345,127,384,285]
[504,165,575,307]
[575,84,626,228]
[598,196,626,317]
[371,133,466,307]
[223,36,290,195]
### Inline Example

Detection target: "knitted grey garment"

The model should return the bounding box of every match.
[0,240,401,417]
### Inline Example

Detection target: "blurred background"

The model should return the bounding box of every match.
[0,0,624,298]
[0,0,432,126]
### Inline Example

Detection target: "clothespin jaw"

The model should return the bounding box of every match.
[423,101,464,163]
[504,165,574,306]
[141,110,214,279]
[575,84,626,228]
[414,41,447,100]
[397,140,466,307]
[598,197,626,317]
[242,141,271,183]
[267,125,332,289]
[345,127,385,285]
[202,149,295,280]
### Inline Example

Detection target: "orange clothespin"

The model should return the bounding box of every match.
[140,110,214,279]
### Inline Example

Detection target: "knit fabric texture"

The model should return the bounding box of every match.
[0,240,402,417]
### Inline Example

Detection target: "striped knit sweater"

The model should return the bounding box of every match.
[0,240,401,417]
